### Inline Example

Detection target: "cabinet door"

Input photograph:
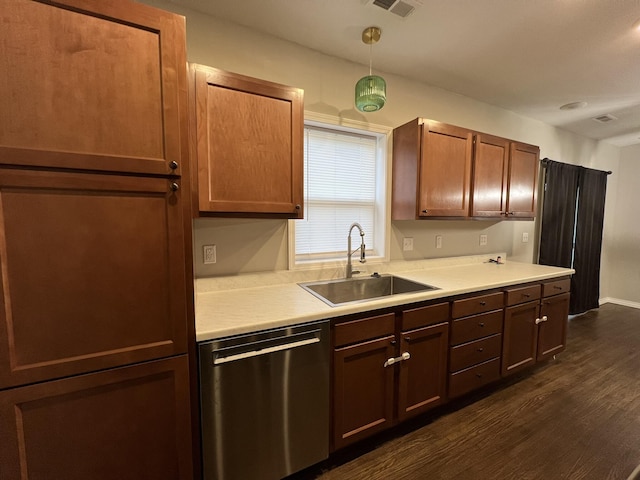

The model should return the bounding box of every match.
[397,322,449,422]
[506,142,539,217]
[0,356,193,480]
[419,122,473,217]
[0,0,187,176]
[0,169,188,389]
[333,336,395,450]
[193,65,304,217]
[471,134,510,217]
[502,301,540,376]
[537,293,570,361]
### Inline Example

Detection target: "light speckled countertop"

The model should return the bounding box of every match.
[195,254,574,342]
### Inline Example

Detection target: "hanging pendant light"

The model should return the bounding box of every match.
[355,26,386,112]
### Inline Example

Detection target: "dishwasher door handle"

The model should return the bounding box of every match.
[213,336,320,365]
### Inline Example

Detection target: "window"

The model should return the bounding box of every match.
[290,116,389,267]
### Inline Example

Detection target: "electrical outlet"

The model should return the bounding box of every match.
[522,232,529,243]
[479,234,488,246]
[436,235,442,249]
[402,237,414,252]
[203,245,217,264]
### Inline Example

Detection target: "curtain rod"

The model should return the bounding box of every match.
[540,158,612,175]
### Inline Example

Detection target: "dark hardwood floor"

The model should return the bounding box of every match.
[295,303,640,480]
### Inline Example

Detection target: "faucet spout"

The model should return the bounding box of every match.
[346,222,366,279]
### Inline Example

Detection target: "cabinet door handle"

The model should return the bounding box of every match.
[535,315,548,325]
[421,209,428,214]
[480,301,486,306]
[383,351,410,367]
[477,347,484,352]
[390,340,397,346]
[295,204,301,210]
[478,322,485,327]
[169,160,179,170]
[170,182,179,191]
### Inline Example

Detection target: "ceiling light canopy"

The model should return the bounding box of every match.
[559,101,587,111]
[355,26,386,113]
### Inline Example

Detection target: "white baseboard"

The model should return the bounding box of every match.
[599,297,640,310]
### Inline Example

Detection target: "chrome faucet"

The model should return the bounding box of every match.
[346,222,366,278]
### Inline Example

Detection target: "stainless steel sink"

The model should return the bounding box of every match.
[298,274,439,307]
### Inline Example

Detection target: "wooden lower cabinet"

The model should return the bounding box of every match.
[0,355,193,480]
[397,322,449,422]
[502,280,570,376]
[502,300,540,376]
[331,280,570,452]
[537,292,570,361]
[332,304,450,450]
[333,335,395,450]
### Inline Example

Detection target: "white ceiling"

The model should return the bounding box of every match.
[172,0,640,147]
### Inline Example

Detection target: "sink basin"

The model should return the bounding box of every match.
[299,274,439,307]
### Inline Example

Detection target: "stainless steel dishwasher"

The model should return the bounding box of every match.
[198,320,330,480]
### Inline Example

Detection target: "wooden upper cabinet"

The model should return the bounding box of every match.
[471,134,510,217]
[0,169,189,389]
[392,119,473,219]
[191,64,304,217]
[393,118,539,220]
[0,0,188,176]
[506,142,540,218]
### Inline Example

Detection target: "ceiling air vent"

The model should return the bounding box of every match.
[592,114,618,123]
[370,0,422,18]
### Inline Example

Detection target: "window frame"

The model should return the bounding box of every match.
[288,112,391,270]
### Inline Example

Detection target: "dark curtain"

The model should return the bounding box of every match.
[539,160,580,268]
[571,168,608,314]
[538,159,609,315]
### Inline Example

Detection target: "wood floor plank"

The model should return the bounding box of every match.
[290,303,640,480]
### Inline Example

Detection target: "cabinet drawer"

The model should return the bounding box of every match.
[449,334,502,372]
[505,284,541,306]
[450,310,503,345]
[448,357,501,399]
[401,302,450,331]
[452,292,504,318]
[543,278,571,297]
[334,313,395,348]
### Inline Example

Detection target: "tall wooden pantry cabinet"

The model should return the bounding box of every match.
[0,1,196,478]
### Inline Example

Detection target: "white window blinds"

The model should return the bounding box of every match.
[295,125,378,259]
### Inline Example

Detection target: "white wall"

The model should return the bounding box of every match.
[141,0,627,297]
[606,144,640,305]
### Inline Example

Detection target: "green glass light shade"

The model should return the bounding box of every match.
[355,75,386,112]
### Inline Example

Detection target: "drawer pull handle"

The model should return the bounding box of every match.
[383,351,410,367]
[477,347,484,352]
[523,293,531,298]
[390,340,396,346]
[553,285,563,290]
[478,322,485,327]
[535,315,548,325]
[476,373,483,378]
[480,301,486,306]
[405,336,411,342]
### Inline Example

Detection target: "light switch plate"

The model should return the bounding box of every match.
[522,232,529,243]
[436,235,442,249]
[403,237,414,251]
